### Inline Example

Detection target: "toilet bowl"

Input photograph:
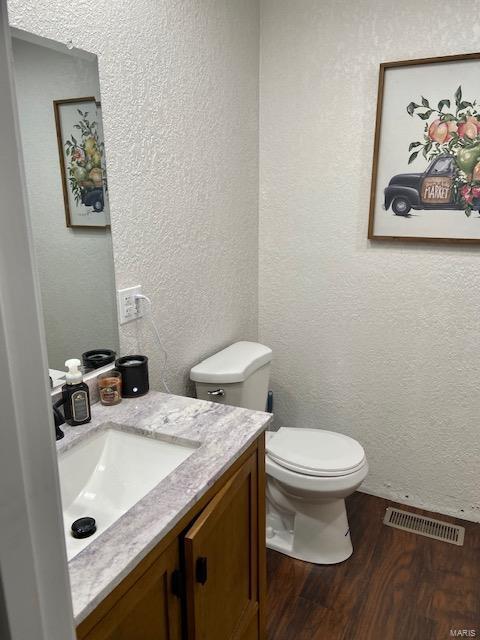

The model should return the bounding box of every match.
[190,341,368,565]
[265,429,368,564]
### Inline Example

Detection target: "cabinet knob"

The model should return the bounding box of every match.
[196,556,208,584]
[171,569,183,598]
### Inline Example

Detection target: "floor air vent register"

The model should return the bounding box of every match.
[383,507,465,546]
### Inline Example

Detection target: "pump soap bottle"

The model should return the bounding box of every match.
[62,359,91,426]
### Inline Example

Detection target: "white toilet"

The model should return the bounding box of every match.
[190,341,368,565]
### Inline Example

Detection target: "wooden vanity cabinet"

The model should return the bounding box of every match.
[77,437,266,640]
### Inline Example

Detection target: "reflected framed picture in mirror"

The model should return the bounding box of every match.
[53,97,110,228]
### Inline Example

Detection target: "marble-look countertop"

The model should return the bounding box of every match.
[56,391,271,625]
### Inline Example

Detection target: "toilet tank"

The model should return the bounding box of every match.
[190,341,272,412]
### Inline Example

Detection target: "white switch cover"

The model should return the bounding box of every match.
[117,285,144,324]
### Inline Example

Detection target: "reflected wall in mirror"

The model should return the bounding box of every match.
[11,30,119,381]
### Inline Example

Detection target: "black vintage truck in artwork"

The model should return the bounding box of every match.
[383,154,473,215]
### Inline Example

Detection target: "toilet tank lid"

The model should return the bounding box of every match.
[190,341,272,383]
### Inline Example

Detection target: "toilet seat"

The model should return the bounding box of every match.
[266,428,366,477]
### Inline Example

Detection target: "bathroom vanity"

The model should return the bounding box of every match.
[56,391,271,640]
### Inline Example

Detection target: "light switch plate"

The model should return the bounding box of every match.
[117,285,143,324]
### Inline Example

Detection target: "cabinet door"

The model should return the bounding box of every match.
[83,540,182,640]
[184,454,258,640]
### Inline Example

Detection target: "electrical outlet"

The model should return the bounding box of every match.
[117,285,144,324]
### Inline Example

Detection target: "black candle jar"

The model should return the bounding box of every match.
[115,355,149,397]
[82,349,116,372]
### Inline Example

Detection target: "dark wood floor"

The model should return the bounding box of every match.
[267,492,480,640]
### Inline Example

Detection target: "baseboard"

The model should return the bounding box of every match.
[357,487,480,524]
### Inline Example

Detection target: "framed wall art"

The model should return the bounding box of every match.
[368,53,480,243]
[53,97,109,228]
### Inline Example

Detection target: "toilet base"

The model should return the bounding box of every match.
[266,494,354,564]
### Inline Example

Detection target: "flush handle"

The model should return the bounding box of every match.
[207,388,224,397]
[196,557,208,584]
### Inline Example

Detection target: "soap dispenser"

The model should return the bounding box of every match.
[62,359,91,426]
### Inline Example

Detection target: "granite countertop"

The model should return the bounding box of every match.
[57,391,271,624]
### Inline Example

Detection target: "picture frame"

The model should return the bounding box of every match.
[368,53,480,243]
[53,97,110,228]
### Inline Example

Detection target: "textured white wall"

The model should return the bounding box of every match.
[7,0,259,393]
[10,0,476,524]
[12,38,118,371]
[260,0,480,521]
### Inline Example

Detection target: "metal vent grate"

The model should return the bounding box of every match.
[383,507,465,546]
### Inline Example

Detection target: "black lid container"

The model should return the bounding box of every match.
[115,355,149,398]
[82,349,116,372]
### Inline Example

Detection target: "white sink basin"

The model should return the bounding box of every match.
[58,428,196,560]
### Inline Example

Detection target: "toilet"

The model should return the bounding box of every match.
[190,341,368,565]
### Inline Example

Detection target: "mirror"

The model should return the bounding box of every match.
[11,29,119,387]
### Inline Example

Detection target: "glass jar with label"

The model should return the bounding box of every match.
[98,370,122,406]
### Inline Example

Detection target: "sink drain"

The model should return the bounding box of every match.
[71,517,97,539]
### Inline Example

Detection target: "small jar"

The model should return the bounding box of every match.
[98,370,122,406]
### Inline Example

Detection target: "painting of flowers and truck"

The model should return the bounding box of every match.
[54,97,109,228]
[369,54,480,242]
